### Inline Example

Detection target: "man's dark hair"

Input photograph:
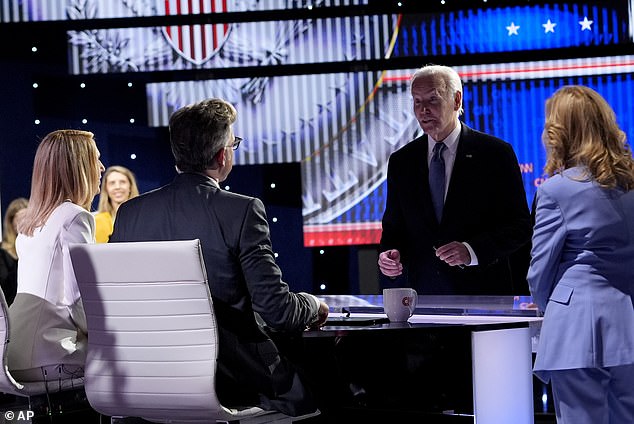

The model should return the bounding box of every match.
[168,98,237,173]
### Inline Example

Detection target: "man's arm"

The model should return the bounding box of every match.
[239,198,327,331]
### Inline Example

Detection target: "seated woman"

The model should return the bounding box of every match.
[94,165,139,243]
[0,197,28,305]
[9,129,104,382]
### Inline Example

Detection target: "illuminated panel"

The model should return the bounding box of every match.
[145,56,634,246]
[65,2,632,74]
[1,0,360,22]
[67,13,395,74]
[395,2,630,55]
[308,57,634,246]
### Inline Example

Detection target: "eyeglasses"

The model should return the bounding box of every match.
[231,136,243,151]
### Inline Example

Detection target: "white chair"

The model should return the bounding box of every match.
[69,239,318,424]
[0,288,84,397]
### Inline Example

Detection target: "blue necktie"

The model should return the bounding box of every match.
[429,142,446,222]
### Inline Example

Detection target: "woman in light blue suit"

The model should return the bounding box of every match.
[528,85,634,423]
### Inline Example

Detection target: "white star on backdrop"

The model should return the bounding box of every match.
[579,16,593,31]
[506,22,520,36]
[542,19,557,33]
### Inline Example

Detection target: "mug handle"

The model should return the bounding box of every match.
[407,289,418,317]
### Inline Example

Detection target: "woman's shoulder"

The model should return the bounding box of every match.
[56,201,89,216]
[52,202,93,227]
[540,167,590,191]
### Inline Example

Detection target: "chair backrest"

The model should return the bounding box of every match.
[69,239,264,422]
[0,288,27,395]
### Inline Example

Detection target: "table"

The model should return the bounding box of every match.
[300,295,542,423]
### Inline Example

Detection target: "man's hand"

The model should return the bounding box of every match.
[378,249,403,277]
[309,301,329,328]
[434,242,470,267]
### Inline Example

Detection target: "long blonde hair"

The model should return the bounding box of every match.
[97,165,139,216]
[19,130,101,236]
[542,85,634,190]
[1,197,29,258]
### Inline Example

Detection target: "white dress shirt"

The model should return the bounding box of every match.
[427,122,479,265]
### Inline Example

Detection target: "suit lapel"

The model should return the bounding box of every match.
[444,125,474,218]
[407,136,438,227]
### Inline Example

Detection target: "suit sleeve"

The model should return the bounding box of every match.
[380,154,409,264]
[527,188,566,311]
[239,198,318,332]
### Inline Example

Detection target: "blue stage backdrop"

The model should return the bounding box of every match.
[5,0,633,246]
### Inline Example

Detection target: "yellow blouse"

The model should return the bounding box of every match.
[94,211,114,243]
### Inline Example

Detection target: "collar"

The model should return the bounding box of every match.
[427,121,461,154]
[177,172,220,188]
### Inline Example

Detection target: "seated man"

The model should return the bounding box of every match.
[110,98,328,416]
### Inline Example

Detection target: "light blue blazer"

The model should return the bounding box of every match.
[527,167,634,382]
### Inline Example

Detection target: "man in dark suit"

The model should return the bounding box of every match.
[110,98,329,416]
[378,65,531,295]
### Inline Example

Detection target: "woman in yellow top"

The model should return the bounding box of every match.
[95,166,139,243]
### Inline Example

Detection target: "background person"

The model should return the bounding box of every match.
[111,98,328,416]
[528,85,634,423]
[94,165,139,243]
[8,129,104,382]
[378,64,531,294]
[0,197,28,305]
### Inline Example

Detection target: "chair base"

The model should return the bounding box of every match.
[0,388,99,423]
[108,409,321,424]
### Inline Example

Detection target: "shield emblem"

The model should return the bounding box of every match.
[162,0,232,65]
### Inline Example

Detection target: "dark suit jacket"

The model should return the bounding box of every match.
[380,124,531,295]
[110,172,319,416]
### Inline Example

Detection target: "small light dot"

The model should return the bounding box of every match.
[319,249,325,255]
[441,0,445,4]
[32,82,39,88]
[82,118,88,124]
[129,118,135,124]
[307,5,313,10]
[31,46,37,52]
[224,185,230,190]
[127,82,133,87]
[274,252,279,258]
[130,153,137,160]
[270,183,276,189]
[34,119,40,125]
[80,82,86,88]
[397,2,403,6]
[272,217,278,223]
[319,283,326,290]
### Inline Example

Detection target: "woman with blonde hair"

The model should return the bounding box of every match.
[94,165,139,243]
[0,197,28,305]
[528,85,634,423]
[9,129,104,382]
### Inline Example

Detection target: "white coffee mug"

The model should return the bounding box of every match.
[383,288,418,322]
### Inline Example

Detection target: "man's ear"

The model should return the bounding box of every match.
[215,146,227,167]
[454,91,463,111]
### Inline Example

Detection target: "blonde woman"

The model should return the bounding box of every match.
[94,165,139,243]
[0,197,28,305]
[528,86,634,423]
[9,129,104,382]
